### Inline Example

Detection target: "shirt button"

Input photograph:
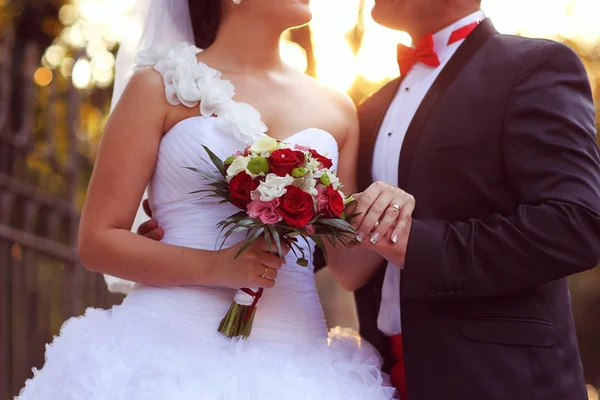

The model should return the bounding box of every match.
[405,87,410,92]
[387,132,392,137]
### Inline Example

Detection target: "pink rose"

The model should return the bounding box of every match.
[316,187,329,209]
[247,198,283,225]
[317,185,344,218]
[294,144,312,151]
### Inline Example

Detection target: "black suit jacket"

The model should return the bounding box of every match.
[354,20,600,399]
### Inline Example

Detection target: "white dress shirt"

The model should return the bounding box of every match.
[373,10,486,336]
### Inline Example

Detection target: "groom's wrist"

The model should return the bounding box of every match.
[402,219,446,298]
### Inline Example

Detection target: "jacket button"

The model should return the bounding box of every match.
[428,289,438,297]
[447,290,457,298]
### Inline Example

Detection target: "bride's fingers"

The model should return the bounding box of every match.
[259,266,278,281]
[390,199,416,244]
[369,202,401,244]
[253,264,277,288]
[256,252,284,270]
[257,237,290,257]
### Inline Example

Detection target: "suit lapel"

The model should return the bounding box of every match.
[397,19,498,190]
[356,77,402,192]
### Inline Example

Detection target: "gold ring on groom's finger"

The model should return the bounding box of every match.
[260,267,269,279]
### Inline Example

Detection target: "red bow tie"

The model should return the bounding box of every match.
[397,34,440,76]
[397,21,480,76]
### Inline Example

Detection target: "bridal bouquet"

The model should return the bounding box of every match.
[187,135,356,338]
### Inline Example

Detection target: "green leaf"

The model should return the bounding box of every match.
[263,227,272,253]
[266,225,283,258]
[310,235,328,263]
[325,234,337,247]
[235,228,264,259]
[316,218,356,233]
[202,145,226,176]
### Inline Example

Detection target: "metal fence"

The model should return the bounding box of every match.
[0,26,121,399]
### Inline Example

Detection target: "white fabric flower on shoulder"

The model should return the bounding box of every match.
[147,43,201,106]
[135,42,269,144]
[135,45,169,68]
[216,102,268,143]
[170,62,235,111]
[198,73,236,116]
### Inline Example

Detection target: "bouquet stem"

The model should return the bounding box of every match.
[218,288,263,338]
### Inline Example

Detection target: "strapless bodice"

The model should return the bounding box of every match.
[148,116,339,255]
[127,114,340,344]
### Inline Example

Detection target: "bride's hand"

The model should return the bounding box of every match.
[211,237,290,290]
[349,182,415,245]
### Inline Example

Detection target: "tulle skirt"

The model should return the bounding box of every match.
[16,285,396,400]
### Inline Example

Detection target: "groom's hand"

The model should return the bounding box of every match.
[137,199,164,240]
[349,181,415,245]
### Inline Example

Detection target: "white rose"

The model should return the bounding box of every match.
[226,156,251,179]
[216,102,268,143]
[252,174,294,201]
[249,135,278,154]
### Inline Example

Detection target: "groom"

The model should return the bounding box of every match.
[347,0,600,399]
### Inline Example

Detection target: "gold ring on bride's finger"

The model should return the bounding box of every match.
[260,267,269,279]
[390,203,401,210]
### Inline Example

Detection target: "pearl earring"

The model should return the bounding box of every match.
[233,0,242,4]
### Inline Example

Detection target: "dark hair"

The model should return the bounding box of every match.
[188,0,222,49]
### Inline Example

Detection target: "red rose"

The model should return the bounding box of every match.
[229,172,259,210]
[318,185,344,218]
[279,186,316,228]
[310,149,333,169]
[268,149,305,176]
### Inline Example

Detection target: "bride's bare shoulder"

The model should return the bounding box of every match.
[123,67,167,100]
[294,69,355,113]
[288,68,358,137]
[113,67,169,121]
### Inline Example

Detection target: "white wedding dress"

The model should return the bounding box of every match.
[16,43,396,400]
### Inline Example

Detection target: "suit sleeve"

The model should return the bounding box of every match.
[402,41,600,299]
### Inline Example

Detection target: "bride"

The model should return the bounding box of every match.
[16,0,401,398]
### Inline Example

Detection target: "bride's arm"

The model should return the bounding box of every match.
[322,96,385,291]
[78,69,283,289]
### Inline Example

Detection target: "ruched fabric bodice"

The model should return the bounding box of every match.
[127,115,341,345]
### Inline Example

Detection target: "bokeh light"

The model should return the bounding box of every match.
[72,57,93,89]
[33,67,53,87]
[42,0,136,88]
